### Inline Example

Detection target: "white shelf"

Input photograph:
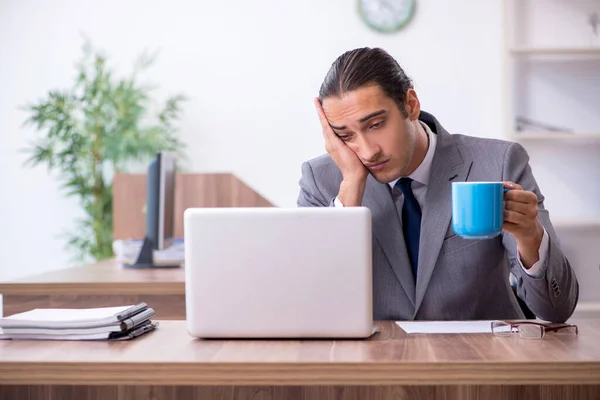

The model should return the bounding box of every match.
[553,218,600,232]
[508,131,600,143]
[504,0,600,319]
[576,301,600,311]
[571,301,600,320]
[509,46,600,55]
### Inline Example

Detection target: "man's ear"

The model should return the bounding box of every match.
[405,89,421,121]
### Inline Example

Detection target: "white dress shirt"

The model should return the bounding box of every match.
[334,121,549,278]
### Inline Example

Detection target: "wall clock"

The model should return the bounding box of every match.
[358,0,416,34]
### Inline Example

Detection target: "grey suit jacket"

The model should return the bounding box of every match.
[297,111,578,323]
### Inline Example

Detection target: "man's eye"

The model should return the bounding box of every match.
[337,134,351,140]
[370,121,383,129]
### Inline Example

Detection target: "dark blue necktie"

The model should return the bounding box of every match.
[396,178,422,279]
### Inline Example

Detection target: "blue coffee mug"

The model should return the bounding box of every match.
[451,182,506,239]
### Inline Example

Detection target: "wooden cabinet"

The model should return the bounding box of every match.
[112,172,274,240]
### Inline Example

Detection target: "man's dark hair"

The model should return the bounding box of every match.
[318,47,413,117]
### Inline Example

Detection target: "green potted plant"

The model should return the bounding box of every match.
[21,39,187,263]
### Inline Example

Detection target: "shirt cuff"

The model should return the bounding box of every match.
[518,227,550,279]
[334,197,344,207]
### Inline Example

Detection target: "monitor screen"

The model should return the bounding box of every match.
[158,151,176,250]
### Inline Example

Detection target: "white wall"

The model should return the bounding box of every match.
[0,0,506,280]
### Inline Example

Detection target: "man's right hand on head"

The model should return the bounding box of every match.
[314,97,367,206]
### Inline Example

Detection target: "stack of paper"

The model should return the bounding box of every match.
[0,302,158,341]
[396,320,494,334]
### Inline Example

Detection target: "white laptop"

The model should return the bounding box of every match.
[183,207,373,339]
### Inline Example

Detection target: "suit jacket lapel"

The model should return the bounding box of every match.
[362,175,416,308]
[413,116,473,315]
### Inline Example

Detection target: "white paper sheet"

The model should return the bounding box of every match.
[3,306,132,323]
[396,320,494,334]
[0,306,134,329]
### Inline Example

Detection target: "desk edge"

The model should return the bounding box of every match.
[1,361,599,386]
[0,282,184,296]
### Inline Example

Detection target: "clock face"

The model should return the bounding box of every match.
[358,0,416,33]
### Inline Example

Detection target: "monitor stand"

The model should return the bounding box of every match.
[123,236,181,269]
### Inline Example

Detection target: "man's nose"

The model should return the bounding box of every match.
[358,137,381,161]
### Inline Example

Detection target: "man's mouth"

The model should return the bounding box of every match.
[364,160,389,171]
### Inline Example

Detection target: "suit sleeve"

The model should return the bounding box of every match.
[501,142,579,323]
[297,161,335,207]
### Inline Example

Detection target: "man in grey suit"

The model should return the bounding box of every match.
[297,47,578,323]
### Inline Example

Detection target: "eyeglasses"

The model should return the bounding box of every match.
[491,320,578,339]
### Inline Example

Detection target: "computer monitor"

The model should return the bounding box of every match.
[123,151,180,269]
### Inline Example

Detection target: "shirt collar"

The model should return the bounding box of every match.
[388,120,437,189]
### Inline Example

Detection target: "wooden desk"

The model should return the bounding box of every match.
[0,259,185,320]
[1,320,599,400]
